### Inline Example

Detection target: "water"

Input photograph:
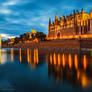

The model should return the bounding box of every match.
[0,48,92,92]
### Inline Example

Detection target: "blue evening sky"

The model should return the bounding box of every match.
[0,0,92,39]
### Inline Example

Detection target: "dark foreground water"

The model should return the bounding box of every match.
[0,48,92,92]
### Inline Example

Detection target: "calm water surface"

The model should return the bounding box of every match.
[0,48,92,92]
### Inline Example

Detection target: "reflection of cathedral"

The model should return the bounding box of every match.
[9,48,92,88]
[48,9,92,39]
[46,50,92,87]
[10,48,39,69]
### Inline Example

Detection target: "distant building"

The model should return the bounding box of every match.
[22,29,36,40]
[32,29,36,34]
[48,9,92,39]
[8,38,15,45]
[24,29,37,43]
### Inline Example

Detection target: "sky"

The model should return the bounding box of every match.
[0,0,92,39]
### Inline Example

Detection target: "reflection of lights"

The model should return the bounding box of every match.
[62,54,65,67]
[30,63,36,69]
[36,49,38,64]
[0,49,1,62]
[34,49,39,64]
[68,54,72,69]
[77,70,80,79]
[34,49,36,63]
[81,73,92,87]
[83,55,87,70]
[29,49,36,69]
[19,48,22,63]
[74,54,78,69]
[81,74,87,87]
[46,55,48,63]
[58,53,61,65]
[54,53,56,65]
[30,50,32,62]
[50,54,53,64]
[0,49,7,64]
[11,48,13,62]
[36,49,39,64]
[27,48,30,63]
[47,51,92,88]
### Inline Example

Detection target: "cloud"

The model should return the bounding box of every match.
[1,33,17,39]
[0,0,14,15]
[2,0,18,6]
[0,8,11,14]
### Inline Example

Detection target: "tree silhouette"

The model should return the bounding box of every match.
[36,32,46,41]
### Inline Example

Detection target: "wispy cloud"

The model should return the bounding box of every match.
[0,0,14,15]
[1,33,17,39]
[0,8,11,14]
[2,0,18,6]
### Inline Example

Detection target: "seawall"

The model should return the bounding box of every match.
[3,39,92,49]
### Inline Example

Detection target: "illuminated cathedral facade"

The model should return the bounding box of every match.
[48,9,92,39]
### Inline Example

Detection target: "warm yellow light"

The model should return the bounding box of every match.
[30,49,32,63]
[74,54,78,70]
[0,49,7,64]
[36,49,39,64]
[81,74,87,87]
[54,53,56,65]
[19,48,22,63]
[50,54,53,64]
[27,48,30,63]
[34,49,36,63]
[29,33,32,39]
[32,29,36,34]
[68,54,72,69]
[74,35,79,38]
[62,54,65,67]
[58,53,61,65]
[77,70,80,79]
[83,55,87,70]
[47,34,92,40]
[11,48,13,62]
[34,49,39,64]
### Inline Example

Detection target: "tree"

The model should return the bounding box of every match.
[36,32,46,41]
[20,33,30,40]
[14,37,20,44]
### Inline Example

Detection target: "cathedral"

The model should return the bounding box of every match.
[48,9,92,39]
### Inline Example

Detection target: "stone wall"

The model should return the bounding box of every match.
[49,27,74,38]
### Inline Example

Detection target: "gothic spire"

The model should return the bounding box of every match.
[81,8,84,14]
[74,9,76,17]
[55,13,58,20]
[89,10,91,16]
[49,18,51,25]
[77,10,79,15]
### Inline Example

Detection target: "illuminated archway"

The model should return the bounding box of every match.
[57,32,60,39]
